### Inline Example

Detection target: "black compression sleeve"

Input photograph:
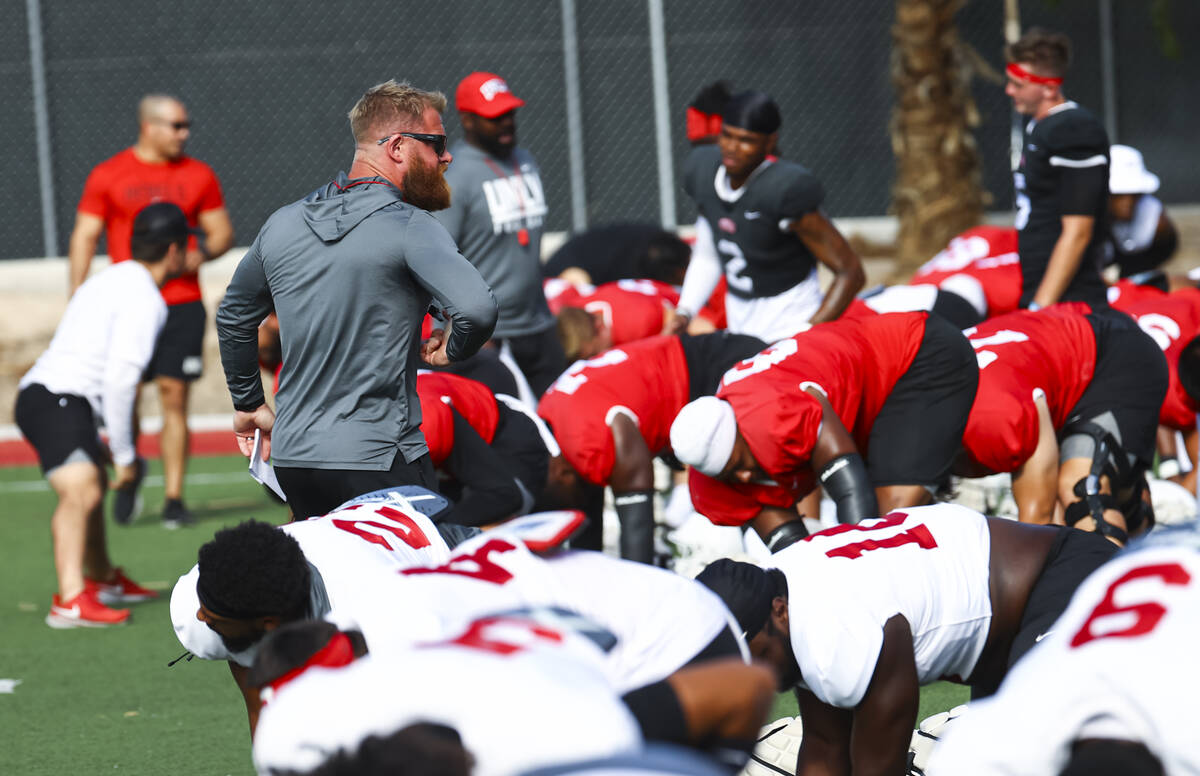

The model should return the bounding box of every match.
[613,490,656,564]
[819,453,877,524]
[622,680,689,744]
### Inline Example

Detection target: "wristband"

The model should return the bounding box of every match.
[763,520,809,553]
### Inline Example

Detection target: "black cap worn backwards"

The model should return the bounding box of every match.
[695,558,775,640]
[131,201,197,244]
[722,90,782,135]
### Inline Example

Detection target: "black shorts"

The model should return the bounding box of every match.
[144,300,206,382]
[504,326,568,398]
[679,331,768,400]
[1062,310,1168,467]
[14,384,106,474]
[868,314,979,488]
[1007,527,1117,669]
[490,401,550,500]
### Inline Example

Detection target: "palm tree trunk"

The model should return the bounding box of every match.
[890,0,987,279]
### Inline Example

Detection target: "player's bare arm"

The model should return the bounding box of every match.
[805,386,878,524]
[789,212,865,324]
[662,658,777,752]
[186,206,235,273]
[1010,395,1060,524]
[67,212,105,296]
[849,614,920,776]
[795,688,853,776]
[609,412,657,563]
[1031,214,1093,309]
[228,660,264,738]
[609,413,654,492]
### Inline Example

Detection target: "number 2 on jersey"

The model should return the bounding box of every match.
[330,505,431,552]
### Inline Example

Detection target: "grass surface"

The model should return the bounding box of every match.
[0,455,967,774]
[0,455,288,776]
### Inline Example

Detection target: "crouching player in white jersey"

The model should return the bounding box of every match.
[170,487,458,733]
[929,523,1200,776]
[696,503,1118,775]
[247,616,776,775]
[342,510,751,695]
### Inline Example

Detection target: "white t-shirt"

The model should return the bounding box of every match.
[170,495,451,666]
[252,615,642,776]
[774,503,993,707]
[340,529,746,692]
[20,261,166,465]
[930,531,1200,776]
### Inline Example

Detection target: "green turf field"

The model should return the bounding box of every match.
[0,454,966,774]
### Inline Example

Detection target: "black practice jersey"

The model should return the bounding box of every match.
[1014,102,1110,308]
[682,145,823,300]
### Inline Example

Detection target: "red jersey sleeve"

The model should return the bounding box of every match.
[417,388,455,467]
[962,380,1040,473]
[193,161,226,212]
[687,468,797,527]
[77,164,112,218]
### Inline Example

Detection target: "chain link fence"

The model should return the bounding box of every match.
[5,0,1196,261]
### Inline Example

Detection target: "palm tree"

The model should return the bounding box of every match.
[889,0,988,278]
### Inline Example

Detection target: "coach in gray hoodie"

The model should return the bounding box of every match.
[217,80,497,519]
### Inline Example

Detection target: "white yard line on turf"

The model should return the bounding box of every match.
[0,470,255,495]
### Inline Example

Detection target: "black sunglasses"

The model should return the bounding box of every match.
[154,119,191,131]
[377,131,447,156]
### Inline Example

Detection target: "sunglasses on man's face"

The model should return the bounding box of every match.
[155,119,191,131]
[377,132,447,157]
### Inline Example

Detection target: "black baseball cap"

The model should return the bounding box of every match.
[131,202,198,244]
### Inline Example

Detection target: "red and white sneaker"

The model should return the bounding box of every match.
[46,589,131,628]
[87,568,159,605]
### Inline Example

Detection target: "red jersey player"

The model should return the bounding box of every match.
[912,225,1021,320]
[417,371,556,527]
[671,313,977,551]
[1110,285,1200,492]
[554,279,679,362]
[959,306,1167,543]
[538,332,764,563]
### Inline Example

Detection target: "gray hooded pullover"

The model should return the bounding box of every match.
[217,172,497,471]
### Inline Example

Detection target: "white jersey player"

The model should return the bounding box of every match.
[338,511,749,693]
[929,524,1200,776]
[697,502,1118,775]
[169,488,453,731]
[252,613,643,776]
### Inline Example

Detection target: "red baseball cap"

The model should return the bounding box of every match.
[456,72,525,118]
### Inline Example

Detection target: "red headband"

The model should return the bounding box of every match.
[267,632,356,695]
[686,107,723,142]
[1006,62,1063,86]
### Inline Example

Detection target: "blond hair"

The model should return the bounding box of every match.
[556,307,599,363]
[348,80,447,143]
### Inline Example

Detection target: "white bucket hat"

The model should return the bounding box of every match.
[1109,144,1160,195]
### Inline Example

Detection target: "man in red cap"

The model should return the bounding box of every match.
[434,72,565,401]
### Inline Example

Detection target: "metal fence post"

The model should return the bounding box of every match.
[1098,0,1119,142]
[26,0,58,258]
[560,0,588,232]
[647,0,675,229]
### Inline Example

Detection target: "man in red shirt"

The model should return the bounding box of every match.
[671,313,977,551]
[959,306,1167,543]
[538,332,764,562]
[68,94,234,528]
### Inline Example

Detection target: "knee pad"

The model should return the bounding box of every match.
[1061,421,1154,542]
